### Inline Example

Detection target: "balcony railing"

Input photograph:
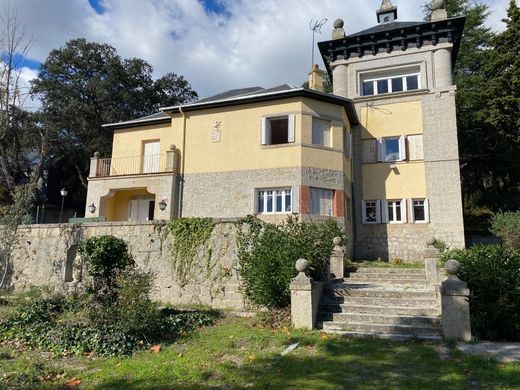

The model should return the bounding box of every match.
[93,154,172,178]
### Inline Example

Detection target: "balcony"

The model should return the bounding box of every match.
[89,148,179,178]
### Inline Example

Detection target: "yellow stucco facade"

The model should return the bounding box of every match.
[359,101,426,199]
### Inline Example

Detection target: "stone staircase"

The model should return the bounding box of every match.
[317,267,442,340]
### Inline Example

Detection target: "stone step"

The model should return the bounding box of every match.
[317,312,441,327]
[352,268,426,275]
[344,277,427,285]
[322,296,438,307]
[325,287,437,300]
[317,329,443,342]
[319,321,442,337]
[347,272,426,280]
[320,303,441,317]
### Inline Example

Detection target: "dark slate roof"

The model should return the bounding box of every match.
[102,111,170,129]
[196,87,264,103]
[349,21,424,37]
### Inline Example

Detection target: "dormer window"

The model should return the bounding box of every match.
[360,67,421,97]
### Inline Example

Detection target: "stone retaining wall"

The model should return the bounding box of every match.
[7,221,245,310]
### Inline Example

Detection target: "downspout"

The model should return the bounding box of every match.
[178,107,187,217]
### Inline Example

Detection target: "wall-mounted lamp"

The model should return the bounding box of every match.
[159,199,167,211]
[88,203,96,214]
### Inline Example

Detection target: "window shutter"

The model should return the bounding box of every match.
[288,114,296,143]
[291,186,299,214]
[408,199,415,223]
[376,138,384,162]
[424,198,430,223]
[376,200,382,224]
[363,140,376,163]
[361,200,367,224]
[400,199,407,223]
[381,200,388,224]
[260,118,268,145]
[399,135,407,161]
[408,134,424,161]
[252,189,259,214]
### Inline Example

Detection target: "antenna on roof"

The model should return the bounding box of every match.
[309,18,327,69]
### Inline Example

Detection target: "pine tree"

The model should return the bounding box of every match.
[478,0,520,209]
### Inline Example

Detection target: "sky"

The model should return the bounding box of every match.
[0,0,512,105]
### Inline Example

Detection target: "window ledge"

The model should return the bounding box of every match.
[353,88,430,103]
[361,160,425,166]
[302,143,343,153]
[261,143,298,150]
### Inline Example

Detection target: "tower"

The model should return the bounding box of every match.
[319,0,466,260]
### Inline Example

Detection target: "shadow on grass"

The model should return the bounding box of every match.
[91,336,520,390]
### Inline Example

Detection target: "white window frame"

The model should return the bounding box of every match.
[383,199,407,224]
[377,135,407,162]
[361,72,421,96]
[362,200,381,224]
[255,188,293,215]
[312,117,331,147]
[409,198,430,223]
[344,128,353,159]
[260,114,296,145]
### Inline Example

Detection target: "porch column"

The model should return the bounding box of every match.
[89,152,100,178]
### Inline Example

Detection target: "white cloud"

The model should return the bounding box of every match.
[18,66,40,111]
[0,0,513,100]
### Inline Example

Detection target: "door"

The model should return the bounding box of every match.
[129,198,155,222]
[142,141,160,173]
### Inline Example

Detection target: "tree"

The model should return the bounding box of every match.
[31,38,198,200]
[0,5,36,195]
[478,0,520,209]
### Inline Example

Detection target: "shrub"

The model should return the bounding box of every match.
[237,216,346,308]
[443,245,520,341]
[78,235,133,295]
[491,211,520,249]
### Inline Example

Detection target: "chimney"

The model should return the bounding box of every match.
[308,64,325,92]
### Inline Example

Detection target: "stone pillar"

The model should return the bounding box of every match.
[441,260,472,342]
[290,258,323,330]
[166,144,178,173]
[434,48,453,89]
[424,237,441,286]
[332,64,349,98]
[89,152,100,178]
[330,237,345,279]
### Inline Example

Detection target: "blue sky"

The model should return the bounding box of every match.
[2,0,512,100]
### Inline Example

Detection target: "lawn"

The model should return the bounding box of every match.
[1,316,519,389]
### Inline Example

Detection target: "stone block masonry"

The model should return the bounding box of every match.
[8,221,245,310]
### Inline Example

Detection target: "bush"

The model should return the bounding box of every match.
[491,211,520,249]
[78,235,133,289]
[443,244,520,341]
[237,216,346,308]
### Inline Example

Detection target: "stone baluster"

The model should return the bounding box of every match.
[330,237,345,279]
[441,259,472,341]
[424,237,441,286]
[290,259,324,330]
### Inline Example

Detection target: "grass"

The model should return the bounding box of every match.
[1,316,519,389]
[355,260,424,269]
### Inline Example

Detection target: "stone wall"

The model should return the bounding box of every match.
[7,221,245,310]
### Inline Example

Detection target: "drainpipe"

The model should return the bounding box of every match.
[178,106,187,217]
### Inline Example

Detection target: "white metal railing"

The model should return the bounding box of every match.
[96,154,169,177]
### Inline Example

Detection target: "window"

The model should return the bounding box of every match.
[362,200,381,224]
[261,115,295,145]
[410,199,430,223]
[257,188,292,214]
[376,136,407,162]
[361,72,421,96]
[384,200,406,224]
[310,188,333,216]
[312,118,331,147]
